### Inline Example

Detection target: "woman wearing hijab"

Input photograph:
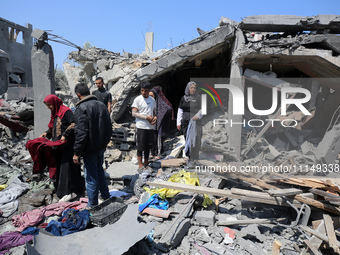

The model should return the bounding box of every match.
[149,86,174,159]
[177,81,203,160]
[40,94,85,202]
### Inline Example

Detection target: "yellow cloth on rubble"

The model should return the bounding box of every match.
[145,169,212,207]
[0,184,7,191]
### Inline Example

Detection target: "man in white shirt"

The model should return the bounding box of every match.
[132,82,156,169]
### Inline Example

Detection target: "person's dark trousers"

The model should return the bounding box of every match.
[83,148,110,207]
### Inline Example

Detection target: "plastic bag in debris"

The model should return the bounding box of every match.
[145,169,212,207]
[138,194,169,212]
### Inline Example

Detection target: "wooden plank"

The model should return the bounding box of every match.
[303,240,323,255]
[323,214,340,254]
[160,158,186,168]
[272,240,281,255]
[268,188,303,197]
[300,225,340,247]
[146,181,302,208]
[217,218,286,226]
[300,221,326,255]
[310,189,340,202]
[235,175,340,216]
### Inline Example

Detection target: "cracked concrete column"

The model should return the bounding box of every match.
[145,32,154,53]
[228,28,245,158]
[32,41,55,137]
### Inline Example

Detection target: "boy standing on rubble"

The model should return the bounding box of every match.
[92,77,112,114]
[131,81,156,170]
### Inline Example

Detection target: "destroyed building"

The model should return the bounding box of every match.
[65,14,340,168]
[0,18,33,100]
[2,14,340,255]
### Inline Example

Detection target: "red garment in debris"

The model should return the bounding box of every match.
[26,137,65,179]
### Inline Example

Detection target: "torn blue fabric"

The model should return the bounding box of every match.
[45,209,90,236]
[21,226,40,235]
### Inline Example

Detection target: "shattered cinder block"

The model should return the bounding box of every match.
[194,211,215,226]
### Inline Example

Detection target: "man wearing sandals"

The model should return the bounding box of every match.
[132,81,157,170]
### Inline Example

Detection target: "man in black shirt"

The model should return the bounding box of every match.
[92,77,112,114]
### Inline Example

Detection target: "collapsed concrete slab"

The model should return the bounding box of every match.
[240,15,340,33]
[112,24,235,120]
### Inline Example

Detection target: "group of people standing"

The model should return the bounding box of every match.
[33,79,202,208]
[37,77,112,209]
[132,81,203,170]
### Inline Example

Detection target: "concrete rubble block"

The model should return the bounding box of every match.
[300,141,316,156]
[315,123,340,164]
[96,59,110,72]
[195,228,210,243]
[226,199,242,211]
[82,62,96,76]
[107,149,122,163]
[239,224,265,242]
[160,218,191,248]
[203,242,226,255]
[217,203,232,214]
[136,64,159,79]
[219,16,239,27]
[176,236,191,254]
[266,144,281,159]
[236,237,264,255]
[99,65,126,83]
[63,62,83,96]
[207,178,227,189]
[194,211,215,226]
[157,58,169,70]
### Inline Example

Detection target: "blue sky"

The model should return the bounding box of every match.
[1,0,339,70]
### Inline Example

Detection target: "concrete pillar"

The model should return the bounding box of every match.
[228,29,246,158]
[145,32,154,53]
[32,42,55,137]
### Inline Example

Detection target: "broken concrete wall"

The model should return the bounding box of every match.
[0,17,33,98]
[64,47,143,106]
[32,41,55,138]
[0,54,9,95]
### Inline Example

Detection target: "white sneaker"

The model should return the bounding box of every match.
[59,193,76,203]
